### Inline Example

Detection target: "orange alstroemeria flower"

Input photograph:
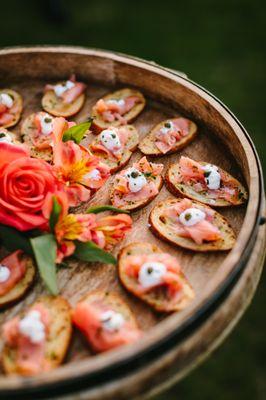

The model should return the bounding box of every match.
[43,191,97,262]
[92,214,133,251]
[43,192,132,263]
[52,118,110,207]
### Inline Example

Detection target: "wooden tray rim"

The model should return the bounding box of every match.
[0,46,264,393]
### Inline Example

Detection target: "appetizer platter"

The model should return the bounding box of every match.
[0,47,264,400]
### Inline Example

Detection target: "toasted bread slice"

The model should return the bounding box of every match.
[149,198,236,251]
[89,125,139,173]
[91,88,145,133]
[42,84,85,118]
[139,117,198,157]
[2,296,72,375]
[118,242,194,312]
[0,89,23,128]
[0,254,36,309]
[110,174,163,212]
[166,161,248,207]
[21,112,53,161]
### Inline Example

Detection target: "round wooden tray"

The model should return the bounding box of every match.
[0,46,264,399]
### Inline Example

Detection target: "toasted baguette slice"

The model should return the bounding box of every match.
[166,161,248,207]
[149,198,236,251]
[118,242,194,312]
[0,254,36,309]
[110,174,163,212]
[2,296,72,375]
[74,290,139,352]
[139,117,198,157]
[89,125,139,173]
[42,84,85,118]
[21,112,53,161]
[91,88,145,133]
[0,89,23,128]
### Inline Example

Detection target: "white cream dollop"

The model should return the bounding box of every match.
[138,261,166,289]
[160,121,174,135]
[125,167,147,193]
[179,207,206,227]
[203,164,221,190]
[19,310,46,344]
[39,113,53,135]
[106,99,125,108]
[100,310,125,332]
[84,168,101,181]
[0,264,11,283]
[54,80,75,98]
[100,128,121,152]
[0,131,13,143]
[0,93,14,109]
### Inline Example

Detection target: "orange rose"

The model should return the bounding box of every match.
[0,143,58,231]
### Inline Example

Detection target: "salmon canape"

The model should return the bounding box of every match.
[21,112,57,160]
[166,156,248,207]
[0,89,23,128]
[119,242,194,312]
[139,117,198,157]
[91,88,145,133]
[42,74,86,117]
[149,198,236,251]
[0,251,35,309]
[110,156,164,212]
[89,125,139,173]
[72,291,142,353]
[2,296,72,376]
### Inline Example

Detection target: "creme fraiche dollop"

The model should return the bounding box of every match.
[203,164,221,190]
[18,310,46,344]
[100,128,121,152]
[100,310,125,332]
[179,207,206,227]
[0,264,11,283]
[53,80,75,98]
[125,167,147,193]
[138,261,166,288]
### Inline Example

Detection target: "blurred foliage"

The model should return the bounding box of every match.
[0,0,265,399]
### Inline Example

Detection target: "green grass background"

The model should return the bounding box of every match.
[0,1,265,398]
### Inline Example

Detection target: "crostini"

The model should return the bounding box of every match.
[72,290,141,352]
[118,242,194,312]
[149,198,236,251]
[42,74,86,117]
[2,296,72,376]
[0,250,35,309]
[110,156,164,211]
[21,112,56,161]
[89,125,139,173]
[91,88,145,133]
[166,156,248,207]
[139,117,197,157]
[0,89,23,128]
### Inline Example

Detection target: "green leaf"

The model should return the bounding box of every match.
[62,119,93,144]
[30,234,58,295]
[49,196,62,232]
[86,205,129,214]
[0,225,33,255]
[74,241,117,265]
